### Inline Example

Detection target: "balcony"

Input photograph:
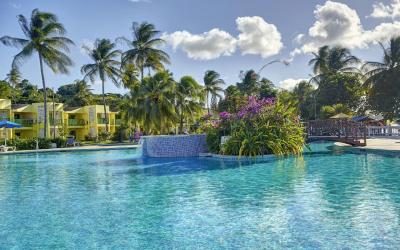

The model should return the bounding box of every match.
[50,119,63,126]
[97,118,108,124]
[68,119,86,126]
[14,119,35,127]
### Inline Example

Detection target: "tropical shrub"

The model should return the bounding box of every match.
[2,138,52,150]
[205,128,221,153]
[206,96,306,157]
[51,138,67,148]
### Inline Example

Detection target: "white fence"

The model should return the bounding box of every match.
[367,126,400,137]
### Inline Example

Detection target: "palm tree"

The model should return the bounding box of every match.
[5,67,22,88]
[118,22,170,81]
[125,71,176,134]
[121,63,140,91]
[362,37,400,119]
[363,37,400,86]
[73,80,93,106]
[203,70,225,114]
[309,46,360,84]
[0,9,74,138]
[81,39,121,132]
[176,76,204,133]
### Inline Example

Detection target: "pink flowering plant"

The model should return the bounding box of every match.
[206,96,305,157]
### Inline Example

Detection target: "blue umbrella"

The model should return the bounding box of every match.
[0,120,22,146]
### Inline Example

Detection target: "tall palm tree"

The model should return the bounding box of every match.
[203,70,225,114]
[176,76,204,133]
[81,39,121,132]
[363,37,400,86]
[0,9,74,138]
[118,22,170,81]
[125,71,176,134]
[309,46,360,84]
[362,37,400,119]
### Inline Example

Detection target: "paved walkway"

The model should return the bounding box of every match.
[337,137,400,152]
[0,144,139,155]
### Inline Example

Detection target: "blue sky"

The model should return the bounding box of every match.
[1,0,400,94]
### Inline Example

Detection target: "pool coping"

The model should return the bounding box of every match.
[335,143,400,157]
[198,152,277,161]
[0,144,139,155]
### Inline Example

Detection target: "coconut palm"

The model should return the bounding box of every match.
[0,9,74,138]
[309,46,360,84]
[362,37,400,119]
[176,76,204,133]
[5,67,22,88]
[121,63,140,91]
[81,39,121,132]
[118,22,170,81]
[125,71,176,134]
[363,37,400,86]
[203,70,225,114]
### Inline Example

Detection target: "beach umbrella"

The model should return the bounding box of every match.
[330,113,350,119]
[0,120,22,146]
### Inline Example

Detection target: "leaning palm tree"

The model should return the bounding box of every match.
[176,76,204,133]
[363,37,400,86]
[0,9,74,138]
[81,39,121,132]
[118,22,170,81]
[362,37,400,119]
[203,70,225,114]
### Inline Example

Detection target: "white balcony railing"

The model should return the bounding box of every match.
[367,126,400,137]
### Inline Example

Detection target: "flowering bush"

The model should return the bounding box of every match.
[206,96,305,157]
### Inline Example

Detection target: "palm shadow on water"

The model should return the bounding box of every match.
[97,150,346,177]
[96,156,279,176]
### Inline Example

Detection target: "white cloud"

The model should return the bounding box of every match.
[10,2,21,9]
[370,0,400,19]
[162,29,237,60]
[279,78,308,90]
[163,16,283,60]
[236,16,283,58]
[292,1,400,57]
[299,1,365,54]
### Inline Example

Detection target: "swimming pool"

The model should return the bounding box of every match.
[0,143,399,249]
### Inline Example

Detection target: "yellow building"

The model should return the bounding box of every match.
[0,99,121,141]
[64,105,121,141]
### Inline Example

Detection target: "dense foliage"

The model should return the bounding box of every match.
[207,96,305,157]
[2,7,400,139]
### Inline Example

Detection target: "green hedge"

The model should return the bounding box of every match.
[1,138,66,150]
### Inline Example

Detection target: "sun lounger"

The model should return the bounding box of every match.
[0,145,16,152]
[65,137,81,147]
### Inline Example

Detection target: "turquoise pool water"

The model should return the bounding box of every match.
[1,144,400,249]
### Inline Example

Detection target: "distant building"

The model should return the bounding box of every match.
[0,99,121,141]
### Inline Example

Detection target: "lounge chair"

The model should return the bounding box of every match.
[0,145,16,152]
[65,137,80,147]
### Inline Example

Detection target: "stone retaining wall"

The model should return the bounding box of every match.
[141,134,208,157]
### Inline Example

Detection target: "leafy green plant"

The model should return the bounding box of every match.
[205,128,221,153]
[209,98,306,158]
[2,138,52,150]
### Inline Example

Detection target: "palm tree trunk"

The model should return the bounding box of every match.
[102,78,109,132]
[206,91,210,115]
[39,53,48,138]
[140,66,144,82]
[179,108,184,134]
